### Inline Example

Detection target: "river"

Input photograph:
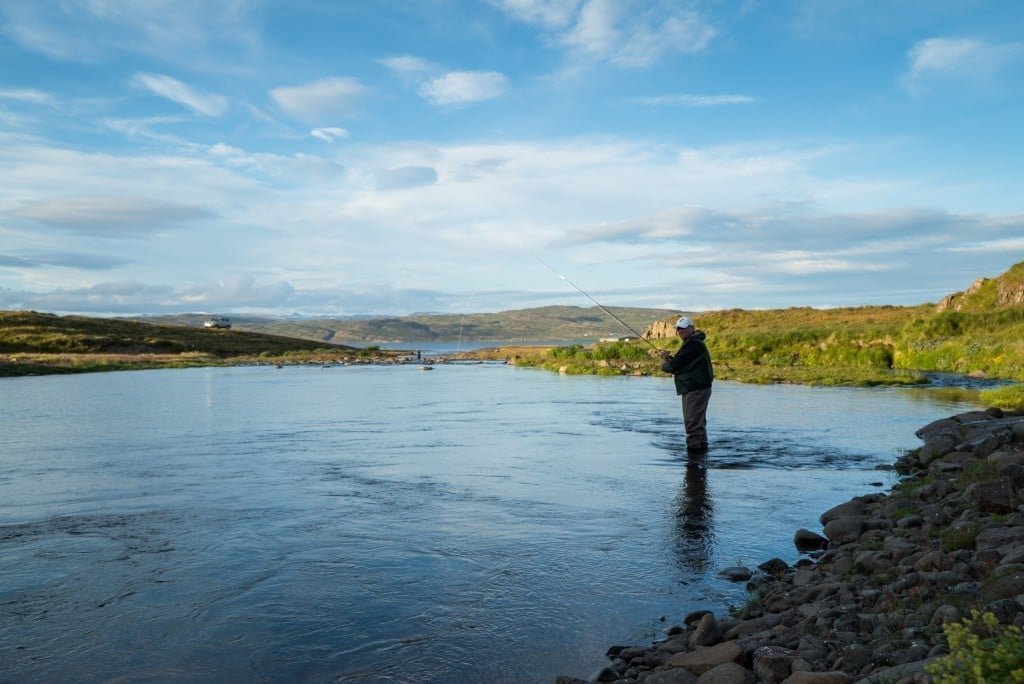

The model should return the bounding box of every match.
[0,363,982,682]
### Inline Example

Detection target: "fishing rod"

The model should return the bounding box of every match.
[529,251,661,351]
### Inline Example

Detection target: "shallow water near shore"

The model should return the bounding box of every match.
[0,364,982,682]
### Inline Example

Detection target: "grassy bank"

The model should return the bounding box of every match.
[463,303,1024,391]
[0,311,399,377]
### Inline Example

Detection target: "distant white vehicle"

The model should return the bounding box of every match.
[203,317,232,329]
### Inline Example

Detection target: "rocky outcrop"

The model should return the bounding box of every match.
[558,408,1024,684]
[935,260,1024,312]
[644,316,682,341]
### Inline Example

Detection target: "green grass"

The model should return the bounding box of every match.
[0,311,401,377]
[979,384,1024,411]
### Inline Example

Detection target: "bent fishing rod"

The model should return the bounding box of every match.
[529,251,660,351]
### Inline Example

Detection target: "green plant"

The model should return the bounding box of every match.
[927,611,1024,683]
[980,384,1024,411]
[940,521,982,552]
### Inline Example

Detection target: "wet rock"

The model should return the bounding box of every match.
[684,610,713,626]
[717,566,753,582]
[823,517,864,545]
[794,529,828,551]
[689,613,723,648]
[820,500,866,526]
[759,558,789,575]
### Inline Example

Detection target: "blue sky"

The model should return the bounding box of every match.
[1,1,1022,316]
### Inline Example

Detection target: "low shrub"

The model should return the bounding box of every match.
[927,611,1024,683]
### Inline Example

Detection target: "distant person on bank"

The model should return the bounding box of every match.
[658,316,714,454]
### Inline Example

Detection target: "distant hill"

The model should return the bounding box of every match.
[0,310,347,356]
[136,306,682,343]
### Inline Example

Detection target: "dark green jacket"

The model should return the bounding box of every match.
[661,331,713,395]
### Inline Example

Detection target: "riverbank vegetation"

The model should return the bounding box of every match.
[463,302,1024,393]
[0,311,398,377]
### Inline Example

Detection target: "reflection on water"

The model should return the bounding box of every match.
[0,365,983,682]
[674,456,713,575]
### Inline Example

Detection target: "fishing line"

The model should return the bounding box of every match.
[529,251,660,350]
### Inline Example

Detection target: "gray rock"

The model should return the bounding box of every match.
[785,673,851,683]
[696,662,750,684]
[965,478,1017,513]
[684,610,713,626]
[717,566,752,582]
[758,558,789,575]
[689,613,722,648]
[752,645,793,683]
[644,669,700,684]
[657,638,691,655]
[979,571,1024,601]
[976,525,1024,551]
[985,598,1024,623]
[823,516,864,544]
[855,657,939,683]
[919,435,957,465]
[820,500,866,526]
[929,604,963,627]
[895,514,924,528]
[667,642,743,675]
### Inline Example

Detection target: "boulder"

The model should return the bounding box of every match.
[823,516,864,545]
[752,645,793,683]
[690,613,723,648]
[717,566,753,582]
[644,669,700,684]
[696,662,752,684]
[965,478,1017,513]
[667,642,744,675]
[820,500,866,526]
[794,528,828,551]
[783,673,851,684]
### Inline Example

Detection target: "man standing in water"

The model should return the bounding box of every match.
[658,316,714,454]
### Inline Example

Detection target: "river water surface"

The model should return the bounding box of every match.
[0,364,980,682]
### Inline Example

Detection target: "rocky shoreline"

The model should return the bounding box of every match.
[558,409,1024,684]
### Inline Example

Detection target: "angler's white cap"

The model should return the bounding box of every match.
[675,316,693,329]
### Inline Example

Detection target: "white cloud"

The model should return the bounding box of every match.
[0,88,56,105]
[133,73,228,117]
[489,0,581,28]
[270,77,368,123]
[0,0,259,64]
[418,71,509,105]
[379,55,437,76]
[637,94,757,107]
[310,127,350,143]
[905,37,1024,92]
[494,0,716,67]
[376,166,439,191]
[10,196,214,235]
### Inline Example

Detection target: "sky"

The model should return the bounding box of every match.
[1,0,1023,317]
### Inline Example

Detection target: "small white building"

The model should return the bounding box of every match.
[203,316,232,329]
